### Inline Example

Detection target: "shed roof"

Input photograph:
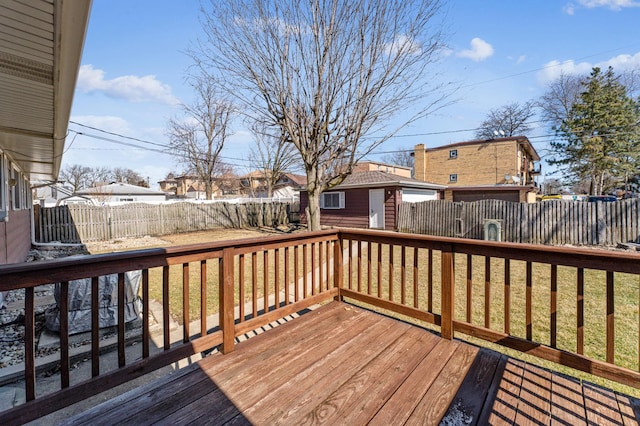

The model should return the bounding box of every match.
[329,171,445,190]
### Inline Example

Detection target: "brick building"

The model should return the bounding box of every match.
[413,136,541,202]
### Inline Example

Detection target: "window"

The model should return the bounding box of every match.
[449,149,458,159]
[320,192,345,209]
[449,173,458,183]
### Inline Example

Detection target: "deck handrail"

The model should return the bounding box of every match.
[0,227,639,423]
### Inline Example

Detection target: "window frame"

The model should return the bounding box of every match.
[449,173,458,183]
[449,149,458,159]
[320,191,345,209]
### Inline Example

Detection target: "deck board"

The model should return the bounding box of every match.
[61,302,640,426]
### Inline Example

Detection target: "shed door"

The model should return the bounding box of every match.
[369,189,385,229]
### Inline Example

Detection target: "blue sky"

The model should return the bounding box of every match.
[64,0,640,188]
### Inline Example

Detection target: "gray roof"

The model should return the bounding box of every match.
[330,171,445,190]
[76,183,166,196]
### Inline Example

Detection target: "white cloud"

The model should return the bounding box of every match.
[77,65,180,105]
[457,38,494,62]
[564,0,640,13]
[385,35,422,56]
[578,0,640,9]
[537,51,640,83]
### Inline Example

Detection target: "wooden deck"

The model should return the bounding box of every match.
[63,302,640,425]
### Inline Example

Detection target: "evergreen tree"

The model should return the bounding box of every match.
[549,67,640,195]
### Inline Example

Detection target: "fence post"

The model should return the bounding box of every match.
[220,247,235,354]
[333,233,343,301]
[441,243,455,340]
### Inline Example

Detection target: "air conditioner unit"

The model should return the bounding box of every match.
[483,219,502,242]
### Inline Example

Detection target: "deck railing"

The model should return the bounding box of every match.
[0,228,639,423]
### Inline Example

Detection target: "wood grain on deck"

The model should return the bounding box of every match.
[64,302,640,426]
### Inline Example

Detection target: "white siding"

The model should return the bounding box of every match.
[401,188,438,203]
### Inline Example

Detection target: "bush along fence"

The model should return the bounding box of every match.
[397,198,640,246]
[34,201,300,243]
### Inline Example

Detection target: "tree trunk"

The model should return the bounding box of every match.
[205,181,213,200]
[306,189,321,231]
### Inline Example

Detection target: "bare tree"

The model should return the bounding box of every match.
[538,71,582,130]
[112,167,148,187]
[88,167,112,187]
[475,101,536,139]
[194,0,450,230]
[167,77,234,200]
[248,123,299,197]
[382,150,414,169]
[59,164,92,192]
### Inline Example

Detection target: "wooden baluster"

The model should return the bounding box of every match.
[466,254,472,323]
[221,248,235,354]
[319,242,324,293]
[92,276,101,376]
[118,273,125,367]
[357,240,362,293]
[60,281,69,388]
[367,241,372,295]
[485,256,491,329]
[577,267,584,355]
[182,263,189,343]
[162,266,170,350]
[550,265,557,348]
[239,254,245,321]
[333,237,343,301]
[311,243,316,296]
[275,248,280,308]
[413,247,418,309]
[428,249,433,312]
[377,243,382,298]
[294,245,300,302]
[284,247,289,305]
[303,244,308,299]
[25,287,35,401]
[263,250,269,313]
[348,239,353,290]
[441,245,455,340]
[504,259,511,335]
[606,271,614,363]
[401,246,406,305]
[325,241,330,291]
[200,260,207,336]
[389,244,394,302]
[526,261,532,341]
[252,252,258,317]
[142,270,149,359]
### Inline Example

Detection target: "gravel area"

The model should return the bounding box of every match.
[0,243,154,369]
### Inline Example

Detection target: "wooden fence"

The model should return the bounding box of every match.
[397,199,640,246]
[34,201,300,243]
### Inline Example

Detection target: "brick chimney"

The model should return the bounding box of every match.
[414,144,427,181]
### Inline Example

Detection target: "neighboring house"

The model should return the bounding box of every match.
[158,174,178,196]
[414,136,541,203]
[353,161,412,178]
[174,174,242,200]
[240,171,307,198]
[75,183,167,205]
[300,171,445,230]
[32,182,75,207]
[0,1,91,265]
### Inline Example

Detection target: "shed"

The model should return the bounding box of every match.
[300,171,445,230]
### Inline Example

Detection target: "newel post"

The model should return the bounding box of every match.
[441,244,455,340]
[333,233,343,301]
[220,247,235,354]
